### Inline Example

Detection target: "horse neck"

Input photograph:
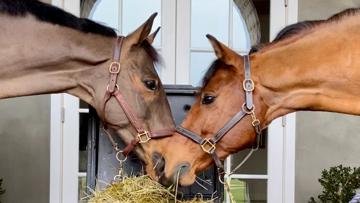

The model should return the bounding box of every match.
[0,15,114,105]
[253,17,360,124]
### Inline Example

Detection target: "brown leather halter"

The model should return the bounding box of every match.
[175,55,262,174]
[102,36,174,157]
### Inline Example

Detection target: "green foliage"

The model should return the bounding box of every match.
[0,178,5,202]
[309,165,360,203]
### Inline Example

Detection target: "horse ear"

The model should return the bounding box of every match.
[126,13,157,45]
[206,34,240,66]
[146,27,160,44]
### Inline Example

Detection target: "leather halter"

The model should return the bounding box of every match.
[175,55,262,172]
[102,36,174,157]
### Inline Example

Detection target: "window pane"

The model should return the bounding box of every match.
[232,6,251,52]
[123,0,162,47]
[78,176,87,201]
[191,0,229,49]
[79,113,90,172]
[89,0,120,30]
[227,179,267,203]
[190,52,216,87]
[230,136,268,175]
[79,100,89,109]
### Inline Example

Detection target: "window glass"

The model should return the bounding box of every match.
[230,147,268,175]
[123,0,162,47]
[89,0,120,30]
[78,176,87,201]
[228,179,267,202]
[191,0,229,49]
[79,113,89,173]
[190,52,216,87]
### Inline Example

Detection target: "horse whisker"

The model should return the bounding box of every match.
[153,158,161,170]
[196,176,212,186]
[195,179,209,191]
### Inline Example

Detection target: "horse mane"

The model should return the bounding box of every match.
[0,0,116,37]
[260,8,360,50]
[202,8,360,87]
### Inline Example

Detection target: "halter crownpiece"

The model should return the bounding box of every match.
[102,36,174,157]
[175,55,262,173]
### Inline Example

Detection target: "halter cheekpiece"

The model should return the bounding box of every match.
[175,55,262,173]
[102,36,174,157]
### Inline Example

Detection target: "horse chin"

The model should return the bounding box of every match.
[145,163,160,181]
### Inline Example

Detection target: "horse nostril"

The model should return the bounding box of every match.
[176,163,190,180]
[152,152,165,177]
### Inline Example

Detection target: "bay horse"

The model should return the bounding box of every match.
[0,0,174,177]
[152,8,360,186]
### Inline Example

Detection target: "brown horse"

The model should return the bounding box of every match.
[0,0,174,176]
[152,8,360,186]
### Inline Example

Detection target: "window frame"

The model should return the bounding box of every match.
[49,0,298,202]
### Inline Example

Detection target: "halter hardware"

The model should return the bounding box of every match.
[137,131,151,143]
[175,55,262,175]
[101,36,174,158]
[243,79,255,92]
[106,84,119,92]
[251,112,260,127]
[109,62,121,73]
[200,138,216,154]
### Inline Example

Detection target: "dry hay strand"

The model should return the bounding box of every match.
[87,175,213,203]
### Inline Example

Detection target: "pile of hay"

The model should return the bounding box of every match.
[87,175,213,203]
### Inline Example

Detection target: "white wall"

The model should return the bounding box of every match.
[0,96,50,203]
[296,1,360,202]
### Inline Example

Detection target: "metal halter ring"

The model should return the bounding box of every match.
[200,138,216,154]
[109,62,121,73]
[116,150,127,162]
[242,79,255,92]
[242,103,255,114]
[218,174,226,185]
[106,84,120,92]
[137,131,151,143]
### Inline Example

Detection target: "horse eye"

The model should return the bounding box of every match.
[202,95,216,105]
[143,80,157,91]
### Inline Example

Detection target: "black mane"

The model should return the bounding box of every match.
[0,0,116,37]
[272,8,360,43]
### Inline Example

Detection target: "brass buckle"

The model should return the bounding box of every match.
[109,62,121,73]
[106,84,119,92]
[200,138,216,154]
[252,118,261,127]
[250,112,260,127]
[243,79,255,92]
[137,131,151,143]
[242,103,255,114]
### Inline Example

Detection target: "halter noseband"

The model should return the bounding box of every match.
[102,36,174,157]
[175,55,262,172]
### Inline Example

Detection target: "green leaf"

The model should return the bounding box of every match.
[309,165,360,203]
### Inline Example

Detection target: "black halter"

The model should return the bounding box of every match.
[175,55,262,172]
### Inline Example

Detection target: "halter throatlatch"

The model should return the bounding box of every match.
[175,55,262,175]
[102,36,174,158]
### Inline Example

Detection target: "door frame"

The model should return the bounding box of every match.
[49,0,299,202]
[50,1,80,203]
[268,0,298,202]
